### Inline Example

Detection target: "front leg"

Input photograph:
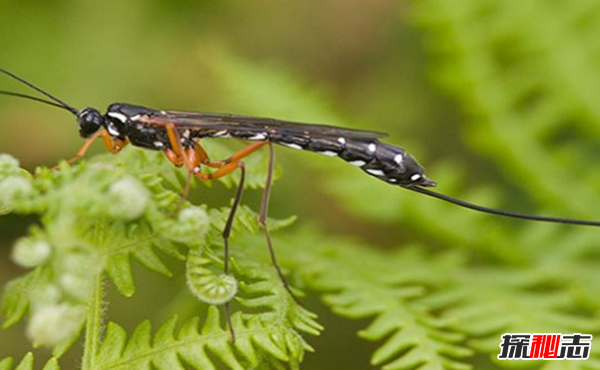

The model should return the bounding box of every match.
[48,130,128,172]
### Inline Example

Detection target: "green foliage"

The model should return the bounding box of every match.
[195,7,600,367]
[0,146,319,369]
[3,1,600,368]
[0,353,59,370]
[261,232,475,370]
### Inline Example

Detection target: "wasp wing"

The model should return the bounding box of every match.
[145,110,388,140]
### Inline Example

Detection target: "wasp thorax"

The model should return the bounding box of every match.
[77,108,104,138]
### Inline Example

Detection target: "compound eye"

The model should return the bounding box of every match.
[77,108,103,138]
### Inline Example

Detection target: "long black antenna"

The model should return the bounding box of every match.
[0,67,79,115]
[0,90,75,112]
[409,186,600,227]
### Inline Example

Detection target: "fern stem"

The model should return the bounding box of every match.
[81,268,105,370]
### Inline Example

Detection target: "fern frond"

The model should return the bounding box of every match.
[0,353,59,370]
[235,230,469,370]
[94,306,315,370]
[408,2,600,364]
[186,227,322,361]
[2,269,45,329]
[423,268,599,350]
[0,149,193,349]
[1,143,318,368]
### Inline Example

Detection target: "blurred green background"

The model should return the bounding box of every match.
[0,0,453,244]
[2,0,600,369]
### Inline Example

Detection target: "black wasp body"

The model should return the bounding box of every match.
[2,65,599,227]
[78,102,436,188]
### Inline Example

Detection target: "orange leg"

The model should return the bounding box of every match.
[48,130,128,172]
[164,124,269,173]
[165,123,183,156]
[190,141,213,167]
[102,132,128,154]
[205,142,268,168]
[63,130,103,166]
[165,123,192,169]
[163,149,184,168]
[194,160,240,181]
[180,140,267,170]
[164,124,200,201]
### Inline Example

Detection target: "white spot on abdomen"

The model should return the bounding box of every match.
[366,168,385,176]
[213,130,228,137]
[349,160,366,167]
[319,150,338,157]
[281,142,303,150]
[368,143,377,153]
[394,154,404,164]
[248,133,268,141]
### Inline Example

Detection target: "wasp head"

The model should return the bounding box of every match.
[77,108,105,138]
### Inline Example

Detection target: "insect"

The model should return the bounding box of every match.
[2,67,600,340]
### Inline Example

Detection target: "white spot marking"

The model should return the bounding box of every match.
[388,178,398,183]
[394,154,404,164]
[153,141,164,148]
[337,137,346,145]
[411,174,421,181]
[248,133,267,141]
[366,169,385,176]
[130,114,141,121]
[349,160,366,167]
[319,150,338,157]
[183,129,191,138]
[281,142,303,150]
[160,110,167,114]
[368,143,377,153]
[213,130,228,137]
[107,125,120,136]
[136,123,144,130]
[108,112,128,123]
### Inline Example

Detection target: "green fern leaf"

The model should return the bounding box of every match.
[409,1,600,365]
[239,230,473,370]
[0,353,59,370]
[1,136,318,367]
[2,269,45,328]
[95,307,313,370]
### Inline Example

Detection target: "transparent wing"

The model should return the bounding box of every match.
[145,110,388,140]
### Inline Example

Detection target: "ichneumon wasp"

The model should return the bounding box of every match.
[2,67,600,341]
